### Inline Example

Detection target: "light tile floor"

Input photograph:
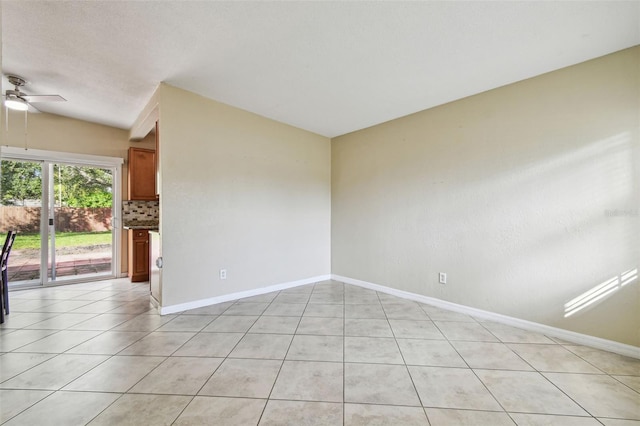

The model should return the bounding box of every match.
[1,278,638,425]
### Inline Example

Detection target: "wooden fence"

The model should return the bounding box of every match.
[0,206,111,233]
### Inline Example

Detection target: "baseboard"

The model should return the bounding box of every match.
[149,295,160,309]
[159,274,331,315]
[332,274,640,359]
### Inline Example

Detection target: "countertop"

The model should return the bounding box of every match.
[123,220,159,231]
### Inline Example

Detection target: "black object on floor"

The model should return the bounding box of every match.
[0,230,17,324]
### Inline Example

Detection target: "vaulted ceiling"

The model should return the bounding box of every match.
[2,1,639,138]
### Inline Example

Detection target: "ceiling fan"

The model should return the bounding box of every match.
[3,75,66,112]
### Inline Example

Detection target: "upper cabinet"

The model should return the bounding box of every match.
[128,147,156,200]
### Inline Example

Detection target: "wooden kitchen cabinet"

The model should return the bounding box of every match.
[128,230,150,282]
[128,147,156,200]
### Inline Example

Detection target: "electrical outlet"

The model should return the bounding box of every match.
[219,269,227,280]
[439,272,447,284]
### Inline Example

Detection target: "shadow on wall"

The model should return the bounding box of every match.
[457,131,638,313]
[338,126,639,343]
[565,268,638,318]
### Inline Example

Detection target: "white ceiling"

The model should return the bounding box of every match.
[2,1,639,138]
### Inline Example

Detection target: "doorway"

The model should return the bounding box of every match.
[0,147,123,288]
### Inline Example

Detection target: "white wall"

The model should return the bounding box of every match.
[158,84,331,307]
[332,47,640,346]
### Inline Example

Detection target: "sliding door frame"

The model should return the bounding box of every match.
[0,146,124,287]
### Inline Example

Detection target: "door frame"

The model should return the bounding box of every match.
[0,146,124,287]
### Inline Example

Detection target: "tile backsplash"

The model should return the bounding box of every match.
[122,200,159,222]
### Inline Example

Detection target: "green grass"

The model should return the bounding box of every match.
[12,232,112,250]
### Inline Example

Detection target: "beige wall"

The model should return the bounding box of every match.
[1,41,636,347]
[158,84,331,306]
[1,110,155,274]
[332,47,640,346]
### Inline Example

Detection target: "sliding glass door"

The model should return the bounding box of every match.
[0,158,43,285]
[46,162,114,283]
[0,148,122,288]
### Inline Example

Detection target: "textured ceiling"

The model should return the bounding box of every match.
[2,1,639,138]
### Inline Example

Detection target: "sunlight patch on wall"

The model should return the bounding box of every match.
[564,268,638,317]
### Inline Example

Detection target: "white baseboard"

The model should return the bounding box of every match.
[159,274,331,315]
[332,274,640,359]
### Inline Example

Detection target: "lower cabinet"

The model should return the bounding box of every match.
[128,230,149,282]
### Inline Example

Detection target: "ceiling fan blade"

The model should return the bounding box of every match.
[27,103,41,113]
[22,94,66,103]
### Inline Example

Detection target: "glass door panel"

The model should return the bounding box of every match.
[47,163,114,283]
[1,148,121,289]
[0,159,43,287]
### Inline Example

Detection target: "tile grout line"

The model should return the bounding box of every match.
[432,313,515,423]
[165,297,251,425]
[462,317,539,426]
[436,312,601,422]
[0,388,55,424]
[254,282,315,426]
[474,320,602,422]
[0,282,153,425]
[92,293,241,425]
[1,288,155,389]
[3,279,638,424]
[343,281,346,426]
[379,290,429,421]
